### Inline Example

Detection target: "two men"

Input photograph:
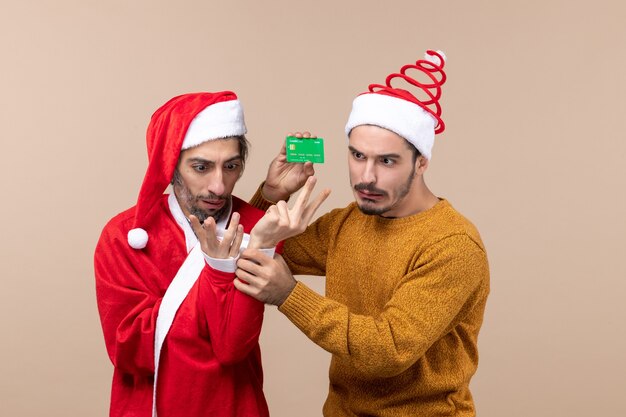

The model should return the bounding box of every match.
[96,49,489,417]
[237,50,490,416]
[94,92,325,417]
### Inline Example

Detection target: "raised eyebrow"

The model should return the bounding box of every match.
[186,156,242,165]
[348,146,401,159]
[224,155,243,164]
[186,157,214,165]
[379,153,401,159]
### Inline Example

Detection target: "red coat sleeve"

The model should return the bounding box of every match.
[197,266,264,365]
[94,223,165,376]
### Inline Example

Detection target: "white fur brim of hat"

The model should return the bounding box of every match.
[182,99,247,150]
[344,93,436,160]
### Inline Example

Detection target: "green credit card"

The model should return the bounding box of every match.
[285,136,325,163]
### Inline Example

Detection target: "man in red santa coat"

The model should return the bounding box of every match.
[94,91,326,417]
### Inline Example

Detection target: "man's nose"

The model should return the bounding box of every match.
[207,170,225,196]
[361,161,377,184]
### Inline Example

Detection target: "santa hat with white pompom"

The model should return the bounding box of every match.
[127,91,247,249]
[345,50,447,160]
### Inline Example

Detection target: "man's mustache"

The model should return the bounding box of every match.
[354,183,387,196]
[195,192,226,201]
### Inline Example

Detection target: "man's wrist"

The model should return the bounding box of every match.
[261,181,290,203]
[248,235,276,250]
[203,252,238,273]
[277,280,297,306]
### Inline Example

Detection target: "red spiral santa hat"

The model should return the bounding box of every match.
[345,50,447,159]
[127,91,246,249]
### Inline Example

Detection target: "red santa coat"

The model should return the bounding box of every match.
[95,194,269,417]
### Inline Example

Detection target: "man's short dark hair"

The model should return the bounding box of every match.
[232,135,250,169]
[404,138,421,164]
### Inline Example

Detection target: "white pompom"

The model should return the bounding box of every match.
[128,228,148,249]
[424,50,446,66]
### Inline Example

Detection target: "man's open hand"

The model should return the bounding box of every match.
[190,212,244,259]
[249,176,330,249]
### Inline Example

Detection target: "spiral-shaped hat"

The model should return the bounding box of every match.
[345,50,447,160]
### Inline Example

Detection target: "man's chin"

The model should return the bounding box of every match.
[191,206,227,224]
[356,202,388,216]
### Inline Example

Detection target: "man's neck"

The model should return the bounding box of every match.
[381,182,439,218]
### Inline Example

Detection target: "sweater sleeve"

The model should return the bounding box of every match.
[278,209,341,276]
[278,234,489,378]
[197,266,264,365]
[248,182,277,212]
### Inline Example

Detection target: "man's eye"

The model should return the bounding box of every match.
[193,165,207,172]
[381,158,395,166]
[225,163,240,171]
[352,152,364,160]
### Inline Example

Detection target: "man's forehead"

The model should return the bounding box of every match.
[180,138,241,162]
[349,127,410,156]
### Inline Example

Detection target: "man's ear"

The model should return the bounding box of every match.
[415,155,429,175]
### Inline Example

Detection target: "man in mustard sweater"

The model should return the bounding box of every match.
[237,50,490,416]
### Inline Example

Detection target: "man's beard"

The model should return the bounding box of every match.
[172,171,230,223]
[353,167,416,216]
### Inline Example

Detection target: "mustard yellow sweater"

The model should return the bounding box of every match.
[251,191,490,417]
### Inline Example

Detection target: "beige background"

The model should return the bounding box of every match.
[1,1,625,416]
